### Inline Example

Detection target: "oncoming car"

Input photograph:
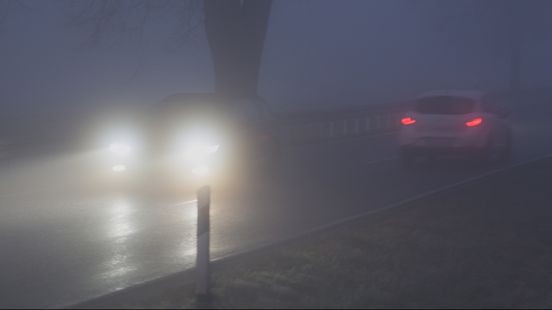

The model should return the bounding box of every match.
[103,93,280,186]
[398,90,513,165]
[148,93,280,168]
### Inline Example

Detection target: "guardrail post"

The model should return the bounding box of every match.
[343,119,348,136]
[319,122,325,139]
[310,123,317,140]
[196,186,211,300]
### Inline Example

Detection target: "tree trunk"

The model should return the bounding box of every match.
[203,0,272,99]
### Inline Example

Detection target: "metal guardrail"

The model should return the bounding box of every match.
[274,102,408,144]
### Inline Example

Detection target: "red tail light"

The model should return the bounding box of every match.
[465,117,483,127]
[401,117,416,126]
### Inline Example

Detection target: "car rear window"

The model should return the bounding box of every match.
[415,96,475,115]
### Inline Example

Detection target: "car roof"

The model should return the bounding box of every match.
[417,90,487,101]
[148,93,271,123]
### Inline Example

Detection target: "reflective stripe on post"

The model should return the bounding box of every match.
[196,186,211,299]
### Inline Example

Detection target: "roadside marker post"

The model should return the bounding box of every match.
[196,185,211,300]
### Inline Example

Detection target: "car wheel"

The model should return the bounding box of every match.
[480,138,507,165]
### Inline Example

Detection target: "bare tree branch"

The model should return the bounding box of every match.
[66,0,271,98]
[65,0,203,49]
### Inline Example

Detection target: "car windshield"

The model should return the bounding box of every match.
[415,96,475,115]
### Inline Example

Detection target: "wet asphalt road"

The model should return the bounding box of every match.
[0,107,552,308]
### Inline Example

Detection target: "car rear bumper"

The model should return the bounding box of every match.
[399,129,489,150]
[399,145,488,158]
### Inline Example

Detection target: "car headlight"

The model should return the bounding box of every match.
[191,165,210,177]
[107,142,134,173]
[185,143,220,158]
[177,136,221,178]
[111,164,128,173]
[109,142,132,157]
